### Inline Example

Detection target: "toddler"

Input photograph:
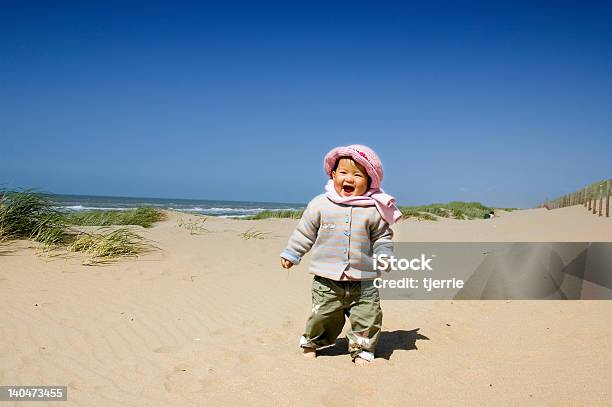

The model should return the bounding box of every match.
[280,144,401,366]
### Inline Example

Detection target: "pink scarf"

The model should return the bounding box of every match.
[324,180,402,225]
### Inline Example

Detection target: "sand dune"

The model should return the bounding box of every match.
[1,206,611,406]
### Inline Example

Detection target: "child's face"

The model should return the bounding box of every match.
[332,158,369,197]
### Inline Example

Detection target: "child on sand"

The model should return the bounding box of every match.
[280,144,401,366]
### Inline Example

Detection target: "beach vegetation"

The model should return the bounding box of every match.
[239,228,270,240]
[0,189,71,245]
[65,207,166,228]
[177,216,209,234]
[398,208,438,221]
[69,227,157,265]
[0,189,159,264]
[399,201,493,220]
[241,209,304,220]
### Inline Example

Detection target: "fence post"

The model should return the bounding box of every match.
[607,181,610,218]
[588,189,592,211]
[584,188,588,207]
[599,184,603,216]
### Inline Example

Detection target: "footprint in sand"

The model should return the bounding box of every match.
[239,334,267,346]
[163,363,213,394]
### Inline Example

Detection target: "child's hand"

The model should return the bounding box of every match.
[280,257,294,269]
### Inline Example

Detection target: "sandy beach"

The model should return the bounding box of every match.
[1,205,611,406]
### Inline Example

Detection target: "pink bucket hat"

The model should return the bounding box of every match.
[324,144,384,190]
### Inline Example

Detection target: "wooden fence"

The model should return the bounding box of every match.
[541,180,610,217]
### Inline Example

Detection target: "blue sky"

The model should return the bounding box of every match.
[1,1,611,208]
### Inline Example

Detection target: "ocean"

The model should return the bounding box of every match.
[48,194,305,218]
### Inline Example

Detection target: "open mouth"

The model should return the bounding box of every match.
[342,185,355,195]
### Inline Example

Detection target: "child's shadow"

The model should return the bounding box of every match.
[317,329,429,360]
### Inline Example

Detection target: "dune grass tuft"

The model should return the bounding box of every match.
[241,209,304,220]
[177,216,209,235]
[69,227,157,265]
[0,189,72,245]
[65,207,166,228]
[239,228,270,240]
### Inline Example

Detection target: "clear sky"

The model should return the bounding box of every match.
[1,1,611,208]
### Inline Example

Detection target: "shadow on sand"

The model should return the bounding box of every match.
[317,328,429,360]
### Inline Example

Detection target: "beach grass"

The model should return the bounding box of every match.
[177,216,209,235]
[239,228,270,240]
[240,202,493,222]
[65,207,166,228]
[581,178,612,200]
[400,201,493,220]
[0,189,159,263]
[398,208,438,221]
[0,189,72,245]
[69,227,157,265]
[241,209,304,220]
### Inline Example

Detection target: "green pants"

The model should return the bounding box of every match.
[300,275,383,360]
